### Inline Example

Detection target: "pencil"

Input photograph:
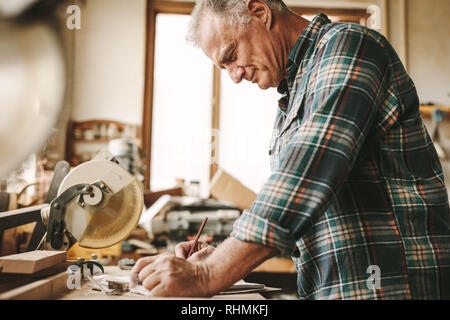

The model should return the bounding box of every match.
[187,216,208,259]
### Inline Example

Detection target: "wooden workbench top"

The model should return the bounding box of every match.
[1,266,269,300]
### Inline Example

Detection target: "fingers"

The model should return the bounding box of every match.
[174,241,192,259]
[137,262,157,284]
[129,254,162,288]
[149,282,168,297]
[188,246,215,263]
[142,271,161,293]
[128,254,211,297]
[174,241,213,259]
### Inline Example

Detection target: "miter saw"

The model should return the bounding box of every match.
[39,149,144,252]
[0,149,144,257]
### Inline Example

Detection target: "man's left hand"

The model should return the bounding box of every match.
[129,253,212,297]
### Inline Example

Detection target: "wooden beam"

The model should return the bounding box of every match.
[0,270,68,300]
[290,7,369,19]
[151,1,194,14]
[142,0,156,190]
[210,66,221,180]
[142,1,195,191]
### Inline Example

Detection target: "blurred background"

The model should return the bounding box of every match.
[0,0,449,298]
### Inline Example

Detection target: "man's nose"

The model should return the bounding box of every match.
[226,65,245,84]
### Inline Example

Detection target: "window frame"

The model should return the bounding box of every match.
[142,0,372,190]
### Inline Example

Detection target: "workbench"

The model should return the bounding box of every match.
[0,266,273,300]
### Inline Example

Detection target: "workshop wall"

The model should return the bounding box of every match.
[405,0,450,106]
[394,0,450,193]
[69,0,450,121]
[71,0,146,125]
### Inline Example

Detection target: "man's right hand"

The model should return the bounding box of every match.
[174,240,215,262]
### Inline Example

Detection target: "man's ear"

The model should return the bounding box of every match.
[246,0,273,29]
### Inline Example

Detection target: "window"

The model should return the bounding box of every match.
[143,1,373,193]
[219,73,279,193]
[150,13,213,196]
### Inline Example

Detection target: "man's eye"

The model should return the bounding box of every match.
[229,50,236,62]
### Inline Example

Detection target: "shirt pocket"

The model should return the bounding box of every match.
[270,94,306,168]
[268,128,281,172]
[280,87,307,137]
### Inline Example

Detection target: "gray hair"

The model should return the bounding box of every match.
[186,0,289,46]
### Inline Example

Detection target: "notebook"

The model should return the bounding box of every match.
[219,280,266,295]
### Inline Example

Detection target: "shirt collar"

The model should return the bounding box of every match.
[287,12,331,78]
[277,13,331,111]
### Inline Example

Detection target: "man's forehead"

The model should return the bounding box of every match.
[198,13,236,63]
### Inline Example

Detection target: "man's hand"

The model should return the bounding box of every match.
[129,238,278,297]
[174,240,215,262]
[129,253,212,297]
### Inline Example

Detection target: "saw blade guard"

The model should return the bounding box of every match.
[58,159,144,249]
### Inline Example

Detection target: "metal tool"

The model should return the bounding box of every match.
[0,149,144,254]
[39,149,144,251]
[76,256,104,278]
[118,258,136,270]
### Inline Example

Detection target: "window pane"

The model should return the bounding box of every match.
[151,14,213,195]
[219,72,280,193]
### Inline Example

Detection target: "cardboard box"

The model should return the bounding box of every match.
[209,169,257,211]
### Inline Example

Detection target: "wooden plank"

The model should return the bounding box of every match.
[0,250,66,274]
[0,261,73,295]
[0,261,73,284]
[0,270,68,300]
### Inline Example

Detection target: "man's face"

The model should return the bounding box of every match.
[198,12,286,90]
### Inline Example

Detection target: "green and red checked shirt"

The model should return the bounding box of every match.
[230,13,450,299]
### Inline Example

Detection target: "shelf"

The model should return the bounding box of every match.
[65,120,141,167]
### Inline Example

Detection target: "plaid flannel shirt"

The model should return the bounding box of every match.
[230,13,450,299]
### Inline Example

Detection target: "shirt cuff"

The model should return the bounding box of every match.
[230,209,300,257]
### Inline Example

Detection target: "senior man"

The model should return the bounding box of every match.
[131,0,450,299]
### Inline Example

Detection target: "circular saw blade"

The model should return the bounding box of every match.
[58,160,144,249]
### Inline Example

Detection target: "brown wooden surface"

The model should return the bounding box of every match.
[0,261,73,296]
[0,269,68,300]
[142,0,156,189]
[210,66,221,179]
[0,250,66,274]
